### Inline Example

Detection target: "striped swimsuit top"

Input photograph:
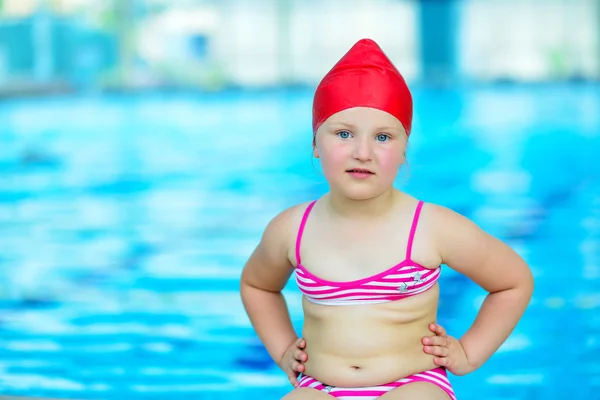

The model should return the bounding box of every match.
[294,200,441,306]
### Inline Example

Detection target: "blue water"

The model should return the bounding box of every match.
[0,85,599,399]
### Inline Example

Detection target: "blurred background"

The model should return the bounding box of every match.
[0,0,599,399]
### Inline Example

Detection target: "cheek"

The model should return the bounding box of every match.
[378,148,405,172]
[319,144,348,171]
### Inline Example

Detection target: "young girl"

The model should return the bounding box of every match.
[240,39,534,399]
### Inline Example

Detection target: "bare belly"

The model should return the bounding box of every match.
[301,284,440,387]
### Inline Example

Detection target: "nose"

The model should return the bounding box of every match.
[352,136,372,162]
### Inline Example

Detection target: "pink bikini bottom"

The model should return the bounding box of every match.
[297,367,456,399]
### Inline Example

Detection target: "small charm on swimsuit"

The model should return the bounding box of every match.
[398,282,408,292]
[413,272,422,283]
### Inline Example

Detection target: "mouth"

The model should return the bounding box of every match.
[346,168,375,175]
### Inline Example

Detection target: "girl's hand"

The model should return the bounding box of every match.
[278,338,308,387]
[422,323,473,376]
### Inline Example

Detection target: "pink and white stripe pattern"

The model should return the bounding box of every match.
[294,200,441,306]
[297,367,456,399]
[295,261,440,305]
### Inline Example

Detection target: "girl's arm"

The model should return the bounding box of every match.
[240,205,301,365]
[430,204,534,372]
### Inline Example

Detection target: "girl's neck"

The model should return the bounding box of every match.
[325,188,399,221]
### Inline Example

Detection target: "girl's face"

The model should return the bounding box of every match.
[314,107,408,200]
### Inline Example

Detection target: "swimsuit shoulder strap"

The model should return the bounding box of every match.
[295,200,317,265]
[406,200,424,260]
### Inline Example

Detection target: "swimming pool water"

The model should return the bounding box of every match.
[0,84,599,399]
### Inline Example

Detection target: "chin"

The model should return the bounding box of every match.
[337,185,386,201]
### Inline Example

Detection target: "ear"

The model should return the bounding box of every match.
[312,134,320,158]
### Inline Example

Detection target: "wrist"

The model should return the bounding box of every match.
[458,338,479,374]
[275,337,298,367]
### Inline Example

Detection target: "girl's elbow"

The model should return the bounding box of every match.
[515,270,534,301]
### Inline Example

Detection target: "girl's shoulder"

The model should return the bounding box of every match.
[419,201,472,227]
[262,200,317,246]
[408,198,479,248]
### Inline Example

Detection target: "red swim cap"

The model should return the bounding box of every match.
[312,39,413,136]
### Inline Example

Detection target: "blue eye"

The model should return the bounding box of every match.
[337,130,351,139]
[376,134,390,142]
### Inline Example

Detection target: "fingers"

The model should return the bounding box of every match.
[285,338,307,387]
[423,345,449,357]
[422,335,448,347]
[292,360,305,373]
[423,329,450,360]
[433,356,449,367]
[423,327,452,369]
[295,349,307,362]
[287,369,300,387]
[294,338,308,362]
[429,323,446,336]
[287,361,304,387]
